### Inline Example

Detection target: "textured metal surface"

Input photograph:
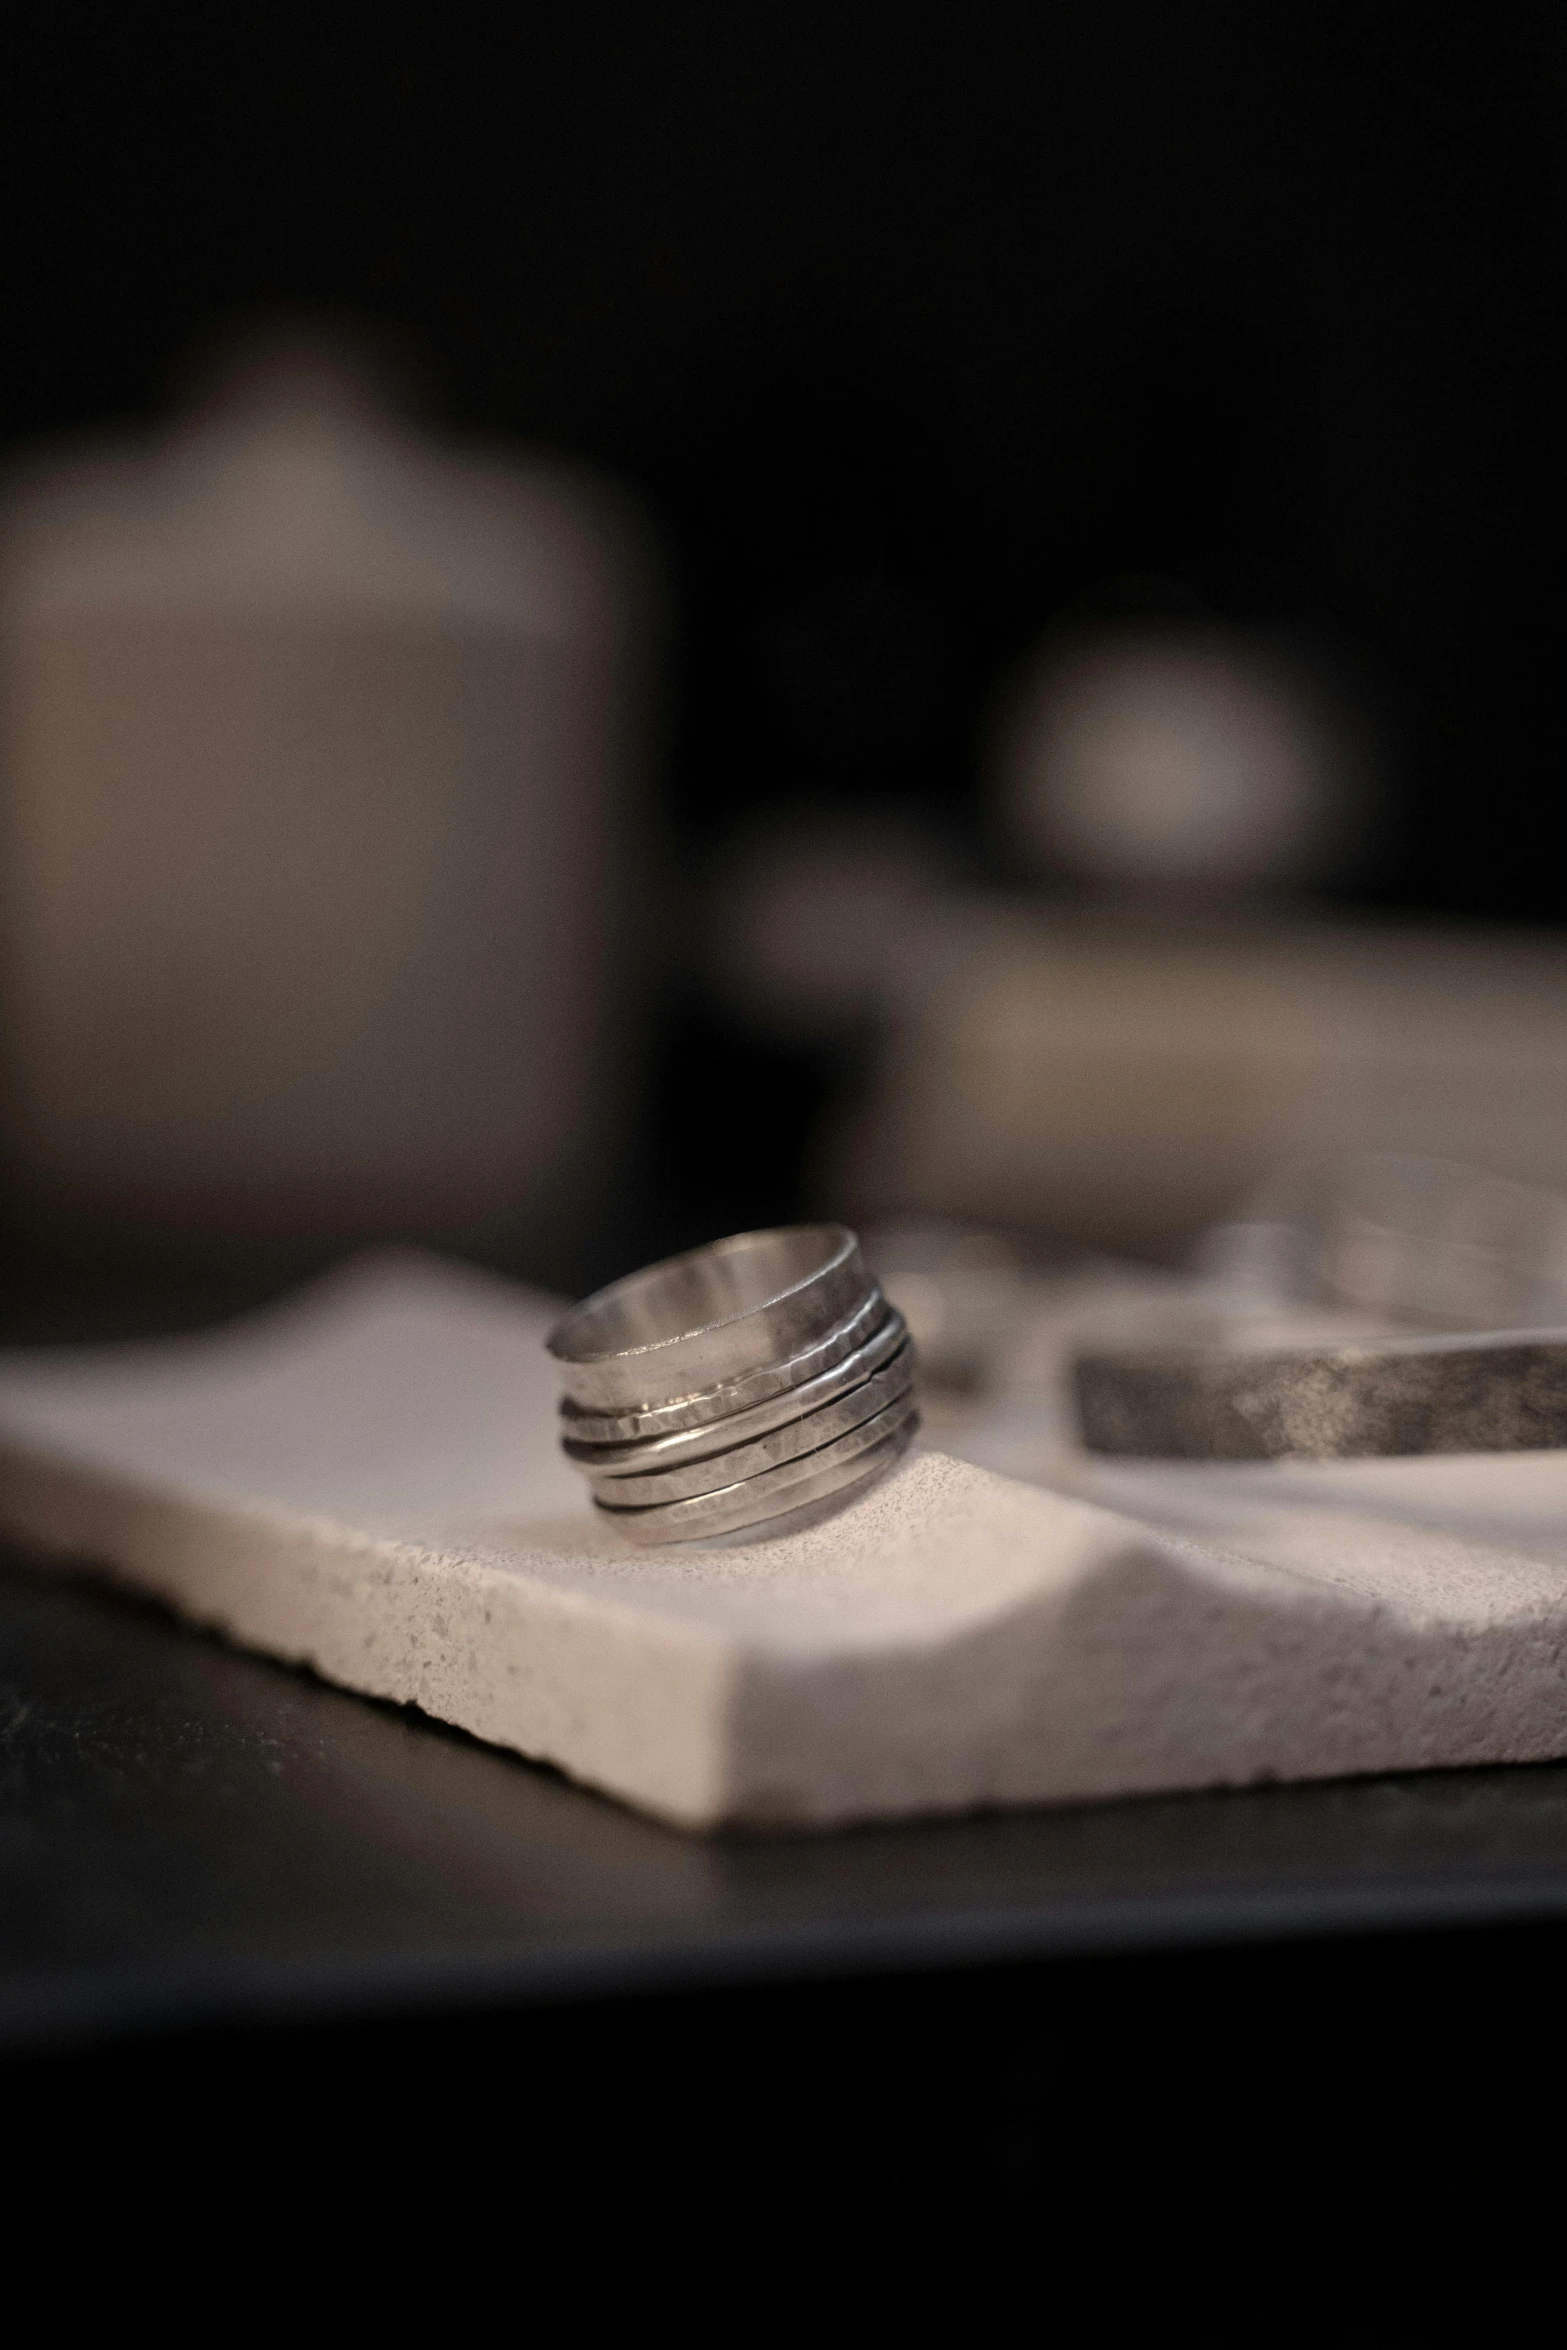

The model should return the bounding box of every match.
[591,1399,919,1537]
[554,1224,918,1540]
[1074,1327,1567,1458]
[584,1345,915,1503]
[10,1543,1567,2053]
[568,1310,908,1472]
[548,1225,871,1410]
[557,1288,890,1443]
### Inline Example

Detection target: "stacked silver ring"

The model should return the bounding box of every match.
[546,1225,919,1543]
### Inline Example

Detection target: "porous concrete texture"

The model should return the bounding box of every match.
[2,1253,1567,1829]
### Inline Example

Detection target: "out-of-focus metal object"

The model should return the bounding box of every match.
[1074,1324,1567,1461]
[1077,1156,1567,1460]
[0,326,659,1264]
[548,1225,918,1543]
[1310,1155,1567,1331]
[1197,1154,1567,1330]
[854,1216,1415,1483]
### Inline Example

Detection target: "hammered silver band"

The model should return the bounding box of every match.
[593,1403,919,1542]
[558,1285,891,1444]
[547,1224,918,1543]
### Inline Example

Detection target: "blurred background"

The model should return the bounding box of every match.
[2,1,1564,1334]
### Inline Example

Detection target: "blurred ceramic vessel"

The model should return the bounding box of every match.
[0,338,658,1267]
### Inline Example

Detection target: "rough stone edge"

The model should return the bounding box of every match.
[0,1435,739,1829]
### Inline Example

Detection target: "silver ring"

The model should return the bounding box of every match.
[558,1286,890,1444]
[547,1224,919,1542]
[566,1309,909,1472]
[593,1395,920,1544]
[583,1343,916,1505]
[547,1224,868,1414]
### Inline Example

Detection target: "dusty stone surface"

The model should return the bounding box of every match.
[2,1252,1567,1829]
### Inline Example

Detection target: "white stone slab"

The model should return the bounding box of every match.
[2,1251,1566,1829]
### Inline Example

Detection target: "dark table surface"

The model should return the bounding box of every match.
[9,1535,1567,2056]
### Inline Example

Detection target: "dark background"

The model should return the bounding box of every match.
[5,1,1562,908]
[3,0,1564,1279]
[4,25,1567,2306]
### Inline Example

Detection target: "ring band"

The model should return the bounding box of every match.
[547,1224,870,1414]
[558,1286,891,1445]
[547,1225,919,1542]
[566,1310,909,1472]
[593,1394,920,1544]
[583,1343,916,1505]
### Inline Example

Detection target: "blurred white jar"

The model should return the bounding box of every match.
[0,337,657,1263]
[991,624,1363,898]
